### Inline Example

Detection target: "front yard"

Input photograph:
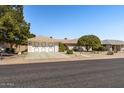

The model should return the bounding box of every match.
[1,51,124,65]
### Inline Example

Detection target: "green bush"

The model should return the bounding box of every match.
[97,46,105,51]
[64,44,69,50]
[59,43,65,52]
[92,45,105,51]
[66,49,73,54]
[107,51,114,55]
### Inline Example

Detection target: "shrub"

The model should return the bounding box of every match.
[97,46,105,51]
[92,45,105,51]
[66,49,73,54]
[64,44,69,51]
[59,43,65,52]
[107,51,114,55]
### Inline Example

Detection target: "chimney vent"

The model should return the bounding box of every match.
[64,38,67,40]
[50,36,53,39]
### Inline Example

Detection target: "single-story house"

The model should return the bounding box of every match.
[102,40,124,51]
[28,36,81,53]
[28,36,124,53]
[56,39,78,50]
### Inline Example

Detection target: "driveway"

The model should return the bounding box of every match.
[0,58,124,87]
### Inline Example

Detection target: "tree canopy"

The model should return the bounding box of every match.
[0,5,35,48]
[78,35,102,51]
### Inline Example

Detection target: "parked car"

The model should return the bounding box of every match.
[0,47,15,56]
[0,47,4,53]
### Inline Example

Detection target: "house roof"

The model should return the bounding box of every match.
[28,36,57,43]
[55,39,78,44]
[102,40,124,45]
[28,36,78,44]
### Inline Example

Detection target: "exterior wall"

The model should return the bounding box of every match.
[55,45,58,52]
[81,46,92,51]
[106,45,112,51]
[81,46,86,51]
[28,46,34,52]
[68,45,75,50]
[67,45,91,51]
[15,45,27,53]
[103,44,124,51]
[0,42,10,48]
[0,42,27,53]
[28,42,59,53]
[120,45,124,51]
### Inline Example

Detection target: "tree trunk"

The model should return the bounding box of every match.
[86,46,89,52]
[19,45,20,52]
[10,43,14,49]
[18,44,21,55]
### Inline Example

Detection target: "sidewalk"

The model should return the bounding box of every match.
[1,52,124,65]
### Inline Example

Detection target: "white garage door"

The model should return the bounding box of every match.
[34,47,39,52]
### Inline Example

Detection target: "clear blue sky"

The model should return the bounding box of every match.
[24,5,124,40]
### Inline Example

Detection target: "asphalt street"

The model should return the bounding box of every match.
[0,58,124,88]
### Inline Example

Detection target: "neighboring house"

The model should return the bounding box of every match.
[28,36,124,53]
[102,40,124,51]
[56,39,78,50]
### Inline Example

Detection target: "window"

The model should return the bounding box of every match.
[49,43,54,47]
[41,42,46,47]
[34,42,39,47]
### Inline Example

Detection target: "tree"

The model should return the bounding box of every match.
[0,7,20,48]
[0,5,35,53]
[28,33,36,38]
[78,35,101,51]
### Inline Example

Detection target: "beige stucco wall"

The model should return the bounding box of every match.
[68,46,75,50]
[68,45,92,51]
[14,45,27,53]
[0,42,27,53]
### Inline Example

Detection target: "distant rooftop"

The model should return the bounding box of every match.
[102,40,124,45]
